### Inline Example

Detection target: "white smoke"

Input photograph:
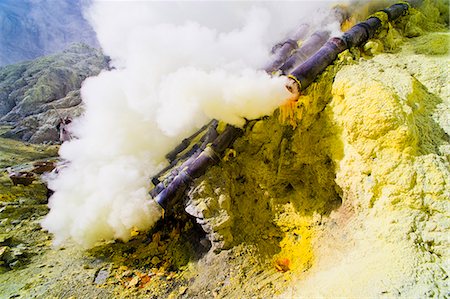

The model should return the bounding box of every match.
[42,1,341,248]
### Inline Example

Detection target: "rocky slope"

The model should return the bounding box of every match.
[0,44,108,143]
[0,0,98,66]
[185,3,449,297]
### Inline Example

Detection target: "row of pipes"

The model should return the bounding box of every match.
[150,2,412,212]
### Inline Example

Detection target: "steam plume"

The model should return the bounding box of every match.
[42,1,341,247]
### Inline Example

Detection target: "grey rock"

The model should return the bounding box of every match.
[94,266,111,285]
[0,44,108,143]
[8,260,21,269]
[186,182,234,252]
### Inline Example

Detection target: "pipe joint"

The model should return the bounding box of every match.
[202,146,221,163]
[382,3,410,21]
[342,17,381,48]
[271,39,298,54]
[328,37,348,52]
[286,75,301,95]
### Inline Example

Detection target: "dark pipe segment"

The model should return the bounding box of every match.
[152,2,411,212]
[152,120,218,186]
[154,125,242,211]
[279,31,330,74]
[342,17,382,48]
[154,171,191,210]
[165,120,216,163]
[289,2,409,91]
[289,37,347,90]
[382,3,410,20]
[265,39,298,73]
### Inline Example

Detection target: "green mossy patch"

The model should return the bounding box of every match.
[0,127,58,170]
[413,33,449,55]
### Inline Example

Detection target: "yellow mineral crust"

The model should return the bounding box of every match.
[272,203,314,274]
[173,2,449,297]
[283,29,449,298]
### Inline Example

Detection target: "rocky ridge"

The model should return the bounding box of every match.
[0,43,108,143]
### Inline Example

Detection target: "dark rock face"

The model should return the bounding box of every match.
[0,44,108,143]
[0,0,98,66]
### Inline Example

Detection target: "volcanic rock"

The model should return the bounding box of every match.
[0,43,108,142]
